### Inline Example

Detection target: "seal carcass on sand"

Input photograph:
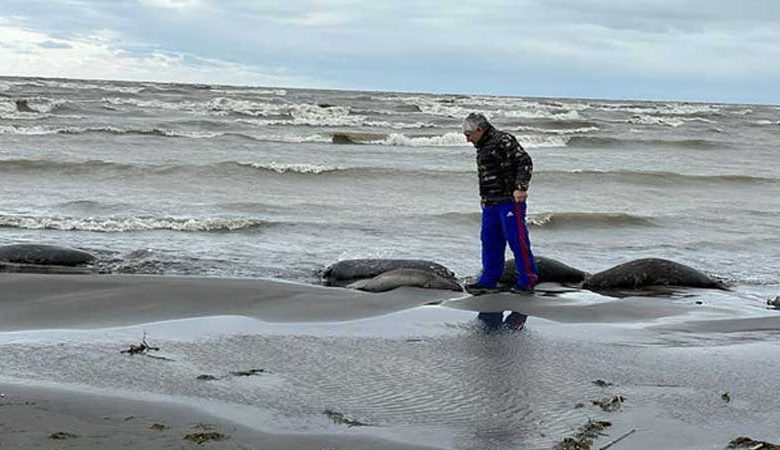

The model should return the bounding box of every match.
[320,258,456,287]
[500,256,589,286]
[0,244,95,266]
[347,268,463,293]
[582,258,727,291]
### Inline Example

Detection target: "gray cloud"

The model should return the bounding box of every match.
[1,0,779,102]
[37,40,73,49]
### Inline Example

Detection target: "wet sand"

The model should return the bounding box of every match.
[0,273,463,330]
[0,273,716,330]
[0,381,442,450]
[2,273,780,450]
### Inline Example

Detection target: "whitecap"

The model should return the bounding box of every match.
[236,161,342,174]
[0,214,269,232]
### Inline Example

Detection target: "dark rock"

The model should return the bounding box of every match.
[16,99,37,113]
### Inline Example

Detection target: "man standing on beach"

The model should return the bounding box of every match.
[462,112,538,297]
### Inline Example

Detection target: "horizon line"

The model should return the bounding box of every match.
[0,73,775,107]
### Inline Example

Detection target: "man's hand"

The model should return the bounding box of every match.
[513,189,528,203]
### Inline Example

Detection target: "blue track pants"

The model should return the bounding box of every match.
[478,201,538,290]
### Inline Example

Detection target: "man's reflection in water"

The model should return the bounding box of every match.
[477,311,528,332]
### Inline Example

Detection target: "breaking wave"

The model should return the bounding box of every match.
[234,161,344,174]
[413,99,583,121]
[610,115,717,128]
[515,126,600,135]
[0,125,222,138]
[527,212,657,229]
[328,132,568,148]
[587,102,721,116]
[0,214,272,233]
[0,97,70,119]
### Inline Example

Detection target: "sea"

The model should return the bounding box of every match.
[0,75,778,293]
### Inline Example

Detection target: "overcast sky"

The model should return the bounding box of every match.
[1,0,779,104]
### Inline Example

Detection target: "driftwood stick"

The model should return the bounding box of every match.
[599,429,637,450]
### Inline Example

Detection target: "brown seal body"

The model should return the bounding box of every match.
[0,244,95,266]
[348,269,463,293]
[321,259,456,287]
[582,258,726,291]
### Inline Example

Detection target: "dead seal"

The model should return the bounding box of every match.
[320,258,456,287]
[500,256,589,286]
[582,258,727,291]
[0,244,95,266]
[347,268,463,293]
[469,256,589,289]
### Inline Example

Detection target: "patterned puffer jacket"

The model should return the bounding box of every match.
[474,125,533,205]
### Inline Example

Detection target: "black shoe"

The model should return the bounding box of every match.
[509,285,535,295]
[465,282,499,296]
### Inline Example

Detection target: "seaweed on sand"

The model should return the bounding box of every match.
[592,395,626,412]
[554,419,612,450]
[728,436,780,449]
[324,409,371,427]
[120,332,174,361]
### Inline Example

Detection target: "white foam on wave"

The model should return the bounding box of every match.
[0,125,59,135]
[625,115,685,127]
[395,95,586,122]
[370,132,468,147]
[364,132,569,148]
[211,88,287,96]
[236,161,342,174]
[502,109,582,121]
[103,97,404,128]
[0,214,268,232]
[516,126,599,135]
[588,102,720,116]
[414,101,472,118]
[102,96,251,116]
[0,125,222,138]
[0,97,67,114]
[239,116,434,129]
[516,135,570,148]
[624,115,716,127]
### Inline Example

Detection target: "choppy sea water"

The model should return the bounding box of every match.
[1,76,778,290]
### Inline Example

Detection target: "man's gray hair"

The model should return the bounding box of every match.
[461,112,491,133]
